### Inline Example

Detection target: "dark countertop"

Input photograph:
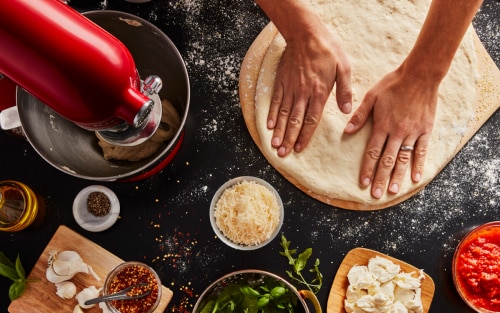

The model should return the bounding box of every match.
[1,0,498,312]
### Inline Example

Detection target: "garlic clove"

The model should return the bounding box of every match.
[99,302,113,313]
[73,304,85,313]
[76,286,101,309]
[55,281,77,299]
[46,250,101,283]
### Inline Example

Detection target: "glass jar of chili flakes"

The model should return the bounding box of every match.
[103,261,162,313]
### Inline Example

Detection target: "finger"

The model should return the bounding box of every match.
[270,85,294,149]
[411,133,431,182]
[267,81,284,130]
[335,63,353,114]
[294,95,324,152]
[278,95,309,156]
[359,130,387,190]
[370,138,402,199]
[344,92,375,134]
[387,141,416,194]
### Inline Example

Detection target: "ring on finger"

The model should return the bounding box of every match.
[400,145,414,151]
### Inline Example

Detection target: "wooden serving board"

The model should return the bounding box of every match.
[239,22,500,210]
[8,225,173,313]
[326,248,435,313]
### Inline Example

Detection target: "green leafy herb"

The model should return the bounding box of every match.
[0,251,36,301]
[279,235,323,294]
[197,276,298,313]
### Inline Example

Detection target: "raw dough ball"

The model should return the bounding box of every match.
[97,99,180,161]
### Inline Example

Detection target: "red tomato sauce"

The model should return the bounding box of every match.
[456,226,500,312]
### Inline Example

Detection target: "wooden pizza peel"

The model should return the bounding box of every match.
[239,22,500,211]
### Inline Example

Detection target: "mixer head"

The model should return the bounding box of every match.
[98,75,163,146]
[0,0,165,147]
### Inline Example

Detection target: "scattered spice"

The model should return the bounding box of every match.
[86,192,111,217]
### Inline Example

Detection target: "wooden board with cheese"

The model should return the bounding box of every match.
[326,248,435,313]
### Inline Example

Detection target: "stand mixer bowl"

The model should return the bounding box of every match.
[16,11,190,181]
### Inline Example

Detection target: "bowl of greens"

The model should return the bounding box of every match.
[193,269,320,313]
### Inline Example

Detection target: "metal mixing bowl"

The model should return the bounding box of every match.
[16,10,189,181]
[193,270,321,313]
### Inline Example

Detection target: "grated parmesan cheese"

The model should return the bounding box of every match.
[214,180,281,246]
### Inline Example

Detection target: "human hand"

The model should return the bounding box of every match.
[344,68,439,199]
[267,28,352,157]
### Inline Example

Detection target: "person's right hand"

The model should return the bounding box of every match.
[267,25,352,157]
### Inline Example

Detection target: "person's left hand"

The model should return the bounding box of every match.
[344,68,439,199]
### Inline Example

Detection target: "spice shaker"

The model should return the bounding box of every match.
[0,180,43,232]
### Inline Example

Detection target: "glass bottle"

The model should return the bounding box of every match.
[0,180,41,232]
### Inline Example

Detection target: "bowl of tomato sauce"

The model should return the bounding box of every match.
[453,221,500,312]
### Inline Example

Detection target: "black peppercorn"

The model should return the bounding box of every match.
[87,191,111,217]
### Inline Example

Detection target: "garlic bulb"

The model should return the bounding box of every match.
[76,286,101,309]
[46,250,100,283]
[55,281,77,299]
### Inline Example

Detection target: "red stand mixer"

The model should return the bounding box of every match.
[0,0,190,181]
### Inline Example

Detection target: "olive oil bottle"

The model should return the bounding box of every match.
[0,180,43,231]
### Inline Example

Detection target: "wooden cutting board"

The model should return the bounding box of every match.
[8,225,173,313]
[326,248,435,313]
[239,22,500,210]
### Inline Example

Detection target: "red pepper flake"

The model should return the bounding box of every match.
[169,282,196,313]
[108,264,159,313]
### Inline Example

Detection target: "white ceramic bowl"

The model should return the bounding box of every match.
[73,185,120,232]
[210,176,284,250]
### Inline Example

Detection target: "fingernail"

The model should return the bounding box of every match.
[278,146,286,157]
[267,119,275,129]
[342,102,352,113]
[345,122,355,132]
[389,183,399,193]
[362,177,370,187]
[373,188,382,199]
[294,143,302,152]
[271,136,281,147]
[414,173,421,182]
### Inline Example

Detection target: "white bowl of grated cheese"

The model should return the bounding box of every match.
[210,176,284,250]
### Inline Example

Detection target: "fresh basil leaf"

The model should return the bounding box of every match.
[9,280,26,301]
[256,295,270,307]
[270,286,286,299]
[199,299,215,313]
[15,255,25,280]
[240,286,260,297]
[0,251,14,268]
[0,263,19,281]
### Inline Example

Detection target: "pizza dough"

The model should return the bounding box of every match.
[254,0,478,205]
[97,99,180,161]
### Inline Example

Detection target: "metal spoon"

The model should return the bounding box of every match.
[84,282,151,305]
